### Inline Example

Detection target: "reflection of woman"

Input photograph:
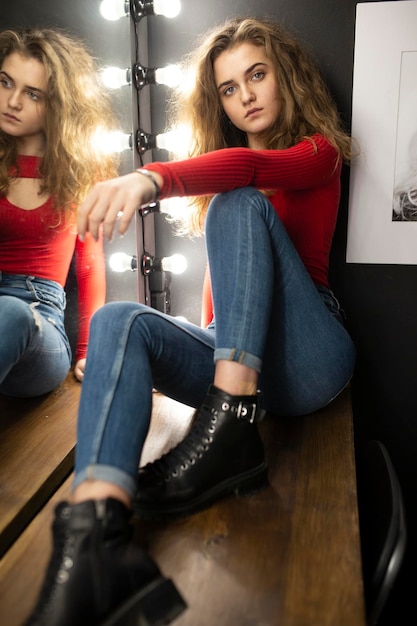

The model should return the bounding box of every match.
[27,18,355,625]
[393,130,417,220]
[0,28,118,396]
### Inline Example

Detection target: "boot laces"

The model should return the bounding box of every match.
[141,407,218,481]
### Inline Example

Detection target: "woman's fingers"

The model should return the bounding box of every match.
[77,173,153,241]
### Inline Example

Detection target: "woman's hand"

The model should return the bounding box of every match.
[77,170,163,242]
[74,358,86,382]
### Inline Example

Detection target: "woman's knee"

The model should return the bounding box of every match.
[208,186,263,211]
[91,301,148,327]
[90,302,168,345]
[206,187,275,230]
[0,296,36,331]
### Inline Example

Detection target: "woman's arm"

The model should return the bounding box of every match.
[73,230,106,380]
[147,135,339,197]
[77,135,338,242]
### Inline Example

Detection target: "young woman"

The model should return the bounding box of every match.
[27,17,356,626]
[0,28,118,397]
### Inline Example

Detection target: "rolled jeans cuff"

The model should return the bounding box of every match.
[214,347,262,373]
[73,464,137,500]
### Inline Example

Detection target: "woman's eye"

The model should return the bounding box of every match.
[0,78,11,88]
[252,71,265,81]
[27,91,40,101]
[223,85,236,96]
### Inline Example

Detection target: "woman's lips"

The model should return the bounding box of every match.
[3,112,20,122]
[245,108,262,118]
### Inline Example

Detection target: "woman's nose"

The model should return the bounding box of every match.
[241,86,255,104]
[8,90,22,110]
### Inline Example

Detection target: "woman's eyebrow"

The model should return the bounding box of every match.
[217,62,268,92]
[0,69,45,94]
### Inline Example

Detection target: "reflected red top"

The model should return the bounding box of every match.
[0,155,105,360]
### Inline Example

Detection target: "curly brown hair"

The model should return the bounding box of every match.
[169,17,353,235]
[0,27,119,217]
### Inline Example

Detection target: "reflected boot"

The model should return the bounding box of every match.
[134,384,268,520]
[25,498,186,626]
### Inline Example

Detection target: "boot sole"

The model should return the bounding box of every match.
[134,462,268,522]
[100,577,187,626]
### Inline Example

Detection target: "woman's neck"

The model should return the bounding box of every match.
[16,135,46,157]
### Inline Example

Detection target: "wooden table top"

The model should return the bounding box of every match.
[0,385,366,626]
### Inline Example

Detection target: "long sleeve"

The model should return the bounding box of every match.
[73,231,106,361]
[145,135,339,199]
[145,135,342,288]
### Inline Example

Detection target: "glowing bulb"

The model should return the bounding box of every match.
[159,197,188,218]
[136,126,192,156]
[161,253,187,274]
[159,197,182,215]
[153,0,181,18]
[133,64,182,90]
[155,132,173,151]
[92,130,132,154]
[155,64,183,88]
[101,0,181,20]
[109,252,137,272]
[100,66,129,89]
[99,0,128,20]
[155,125,192,157]
[155,127,186,152]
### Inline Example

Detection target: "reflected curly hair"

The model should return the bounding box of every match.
[0,27,119,216]
[169,17,353,235]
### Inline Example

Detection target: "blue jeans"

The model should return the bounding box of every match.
[0,273,71,397]
[74,188,355,498]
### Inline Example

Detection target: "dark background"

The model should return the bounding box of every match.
[1,1,415,622]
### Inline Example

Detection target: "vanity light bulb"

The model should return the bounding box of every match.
[155,65,183,88]
[96,130,132,154]
[161,253,187,275]
[99,0,128,20]
[159,196,188,218]
[153,0,181,18]
[155,128,183,152]
[100,66,129,89]
[109,252,137,272]
[91,128,130,154]
[155,125,192,157]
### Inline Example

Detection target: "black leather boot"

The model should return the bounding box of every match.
[25,498,186,626]
[134,385,268,520]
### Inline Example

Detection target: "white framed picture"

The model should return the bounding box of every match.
[347,0,417,263]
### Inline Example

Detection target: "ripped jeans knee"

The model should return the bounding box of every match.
[0,291,71,397]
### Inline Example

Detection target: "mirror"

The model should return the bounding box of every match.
[0,0,139,354]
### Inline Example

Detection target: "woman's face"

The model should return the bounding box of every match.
[214,42,280,149]
[0,51,47,154]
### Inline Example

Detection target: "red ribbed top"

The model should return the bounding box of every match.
[0,155,105,361]
[146,135,341,288]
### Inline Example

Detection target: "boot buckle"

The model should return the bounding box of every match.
[237,401,257,423]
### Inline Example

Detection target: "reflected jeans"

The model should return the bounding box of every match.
[74,187,356,498]
[0,272,71,397]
